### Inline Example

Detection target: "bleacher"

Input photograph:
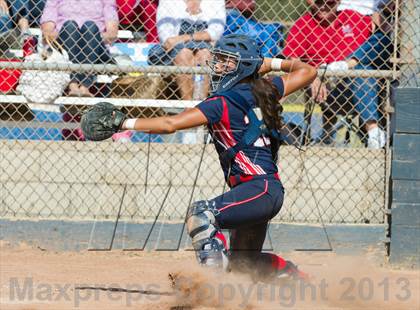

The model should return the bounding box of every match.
[0,0,399,147]
[0,27,186,141]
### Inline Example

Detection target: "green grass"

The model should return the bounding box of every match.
[282,103,321,114]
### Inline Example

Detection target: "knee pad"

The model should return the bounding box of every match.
[186,200,217,250]
[187,200,228,269]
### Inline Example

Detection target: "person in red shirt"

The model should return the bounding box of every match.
[283,1,372,67]
[283,0,386,148]
[116,0,158,42]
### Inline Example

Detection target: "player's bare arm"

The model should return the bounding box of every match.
[260,58,317,96]
[121,108,208,134]
[81,56,316,140]
[119,58,317,134]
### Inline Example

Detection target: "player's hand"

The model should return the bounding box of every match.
[258,57,272,75]
[163,37,178,51]
[310,77,328,103]
[163,35,189,51]
[43,30,58,43]
[81,102,126,141]
[102,31,117,45]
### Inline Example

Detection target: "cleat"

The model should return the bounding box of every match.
[198,239,228,271]
[277,261,310,282]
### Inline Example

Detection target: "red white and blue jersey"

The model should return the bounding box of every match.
[196,77,285,179]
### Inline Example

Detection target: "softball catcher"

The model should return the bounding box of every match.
[81,34,317,282]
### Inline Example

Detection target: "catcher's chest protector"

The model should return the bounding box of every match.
[215,90,284,168]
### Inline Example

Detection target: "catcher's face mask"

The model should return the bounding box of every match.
[207,49,240,94]
[207,34,263,94]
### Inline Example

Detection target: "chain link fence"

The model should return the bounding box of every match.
[0,0,418,224]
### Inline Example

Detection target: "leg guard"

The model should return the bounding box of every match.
[186,200,228,269]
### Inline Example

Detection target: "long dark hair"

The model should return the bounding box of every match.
[250,78,283,131]
[249,77,284,162]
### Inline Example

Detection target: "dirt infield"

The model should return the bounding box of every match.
[0,242,419,310]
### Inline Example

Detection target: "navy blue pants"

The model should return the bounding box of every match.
[58,20,112,87]
[210,176,285,279]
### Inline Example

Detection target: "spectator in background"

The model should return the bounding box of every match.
[283,0,386,148]
[0,0,32,50]
[0,1,11,34]
[338,0,392,30]
[41,0,118,97]
[149,0,226,100]
[338,0,394,69]
[0,0,29,34]
[338,0,394,133]
[224,0,283,59]
[116,0,158,42]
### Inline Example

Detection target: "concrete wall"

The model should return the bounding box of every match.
[0,140,386,223]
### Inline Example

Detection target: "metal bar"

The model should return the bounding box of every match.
[109,184,127,250]
[0,61,398,78]
[172,134,211,252]
[74,286,174,296]
[294,149,334,252]
[0,120,77,129]
[384,79,392,256]
[123,184,172,251]
[0,95,199,108]
[393,0,401,80]
[0,62,211,74]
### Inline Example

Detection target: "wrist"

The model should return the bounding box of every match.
[122,118,137,130]
[270,58,283,71]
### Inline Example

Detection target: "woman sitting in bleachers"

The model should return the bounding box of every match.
[148,0,226,100]
[0,0,36,50]
[40,0,118,97]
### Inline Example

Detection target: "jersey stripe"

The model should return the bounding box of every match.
[216,97,266,175]
[238,151,266,174]
[213,122,253,174]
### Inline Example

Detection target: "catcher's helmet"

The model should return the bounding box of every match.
[208,34,263,94]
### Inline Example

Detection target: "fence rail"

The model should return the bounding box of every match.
[0,61,397,78]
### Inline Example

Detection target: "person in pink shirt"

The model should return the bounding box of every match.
[41,0,132,142]
[41,0,119,97]
[116,0,158,42]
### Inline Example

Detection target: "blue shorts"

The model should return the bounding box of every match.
[147,40,212,66]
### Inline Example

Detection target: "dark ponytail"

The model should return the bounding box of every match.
[249,78,284,162]
[250,78,283,131]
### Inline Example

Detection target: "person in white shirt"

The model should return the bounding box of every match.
[339,0,393,32]
[148,0,226,100]
[338,0,383,15]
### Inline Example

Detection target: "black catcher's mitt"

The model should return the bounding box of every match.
[81,102,126,141]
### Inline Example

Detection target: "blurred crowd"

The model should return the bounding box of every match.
[0,0,396,147]
[283,0,394,148]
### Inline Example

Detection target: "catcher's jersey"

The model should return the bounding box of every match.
[196,76,285,179]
